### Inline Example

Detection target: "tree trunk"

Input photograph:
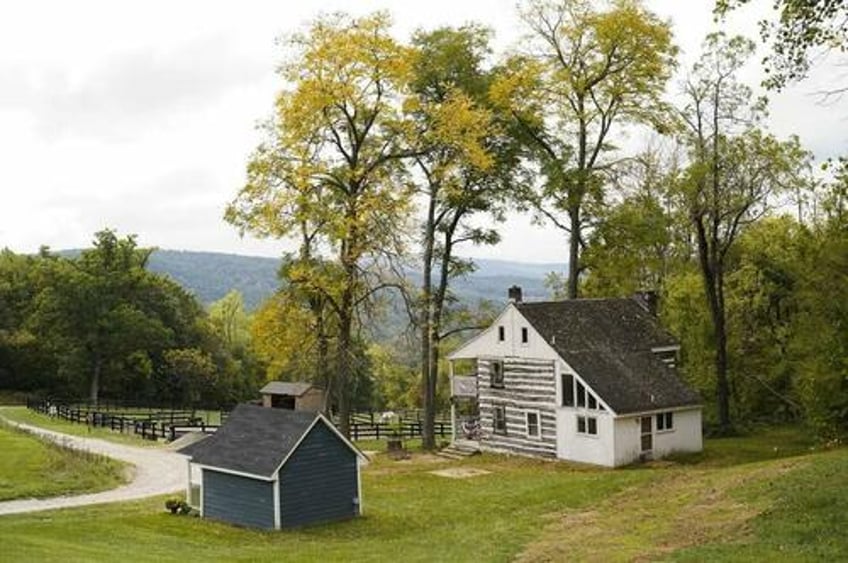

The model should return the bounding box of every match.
[420,192,437,450]
[336,306,352,438]
[89,356,102,405]
[567,205,581,299]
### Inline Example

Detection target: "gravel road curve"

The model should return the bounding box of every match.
[0,417,185,516]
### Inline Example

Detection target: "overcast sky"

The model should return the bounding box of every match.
[1,0,846,263]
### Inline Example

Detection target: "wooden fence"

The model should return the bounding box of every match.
[26,399,220,441]
[26,399,451,442]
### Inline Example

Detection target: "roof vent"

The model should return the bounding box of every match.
[508,285,523,303]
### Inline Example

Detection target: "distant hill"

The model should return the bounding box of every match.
[61,249,565,310]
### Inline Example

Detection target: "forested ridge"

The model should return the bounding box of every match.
[2,0,847,443]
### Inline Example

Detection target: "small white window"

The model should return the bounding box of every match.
[526,411,540,438]
[521,327,529,344]
[490,360,504,388]
[577,415,598,436]
[498,326,505,342]
[493,405,507,434]
[656,411,674,431]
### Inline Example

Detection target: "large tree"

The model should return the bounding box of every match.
[408,25,519,449]
[677,33,812,432]
[226,13,418,437]
[491,0,677,297]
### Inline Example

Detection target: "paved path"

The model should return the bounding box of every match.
[0,418,186,516]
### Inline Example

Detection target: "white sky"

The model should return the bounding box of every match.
[1,0,846,263]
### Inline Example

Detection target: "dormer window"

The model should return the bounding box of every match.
[498,326,505,342]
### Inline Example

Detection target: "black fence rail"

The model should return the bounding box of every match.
[26,399,220,442]
[347,420,451,441]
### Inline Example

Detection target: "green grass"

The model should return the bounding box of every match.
[0,407,164,447]
[0,422,128,501]
[0,425,842,562]
[0,452,652,562]
[671,446,848,561]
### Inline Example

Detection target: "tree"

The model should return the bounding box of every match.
[677,33,812,432]
[716,0,848,93]
[226,13,418,436]
[208,290,250,350]
[408,25,517,449]
[491,0,677,297]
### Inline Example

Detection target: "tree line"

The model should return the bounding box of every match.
[228,0,848,443]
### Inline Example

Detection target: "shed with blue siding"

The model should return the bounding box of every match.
[178,404,366,530]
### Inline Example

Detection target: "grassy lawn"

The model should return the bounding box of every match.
[0,426,842,562]
[0,422,127,501]
[0,406,164,448]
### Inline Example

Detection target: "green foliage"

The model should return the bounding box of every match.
[716,0,848,91]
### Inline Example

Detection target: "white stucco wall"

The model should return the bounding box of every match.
[613,407,703,466]
[556,407,615,466]
[448,304,562,363]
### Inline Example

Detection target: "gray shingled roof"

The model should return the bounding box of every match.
[259,381,315,397]
[178,404,320,478]
[516,298,700,414]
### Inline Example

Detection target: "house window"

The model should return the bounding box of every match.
[561,374,574,407]
[587,394,597,410]
[576,380,586,408]
[656,411,674,431]
[490,360,504,388]
[577,415,598,436]
[521,327,529,344]
[526,411,540,438]
[493,405,507,435]
[498,326,505,342]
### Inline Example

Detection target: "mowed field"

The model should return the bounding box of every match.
[0,422,127,502]
[0,423,846,562]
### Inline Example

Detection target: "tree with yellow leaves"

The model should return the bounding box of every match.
[492,0,677,298]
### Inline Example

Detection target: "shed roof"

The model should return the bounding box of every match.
[259,381,315,397]
[515,298,700,414]
[178,404,361,478]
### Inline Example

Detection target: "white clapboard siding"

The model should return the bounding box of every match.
[476,358,557,458]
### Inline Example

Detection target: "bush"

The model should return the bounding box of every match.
[165,497,191,515]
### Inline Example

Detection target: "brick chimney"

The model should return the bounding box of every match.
[508,285,523,303]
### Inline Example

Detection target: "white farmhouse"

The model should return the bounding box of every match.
[448,287,703,467]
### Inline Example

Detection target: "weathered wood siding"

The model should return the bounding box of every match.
[202,469,275,529]
[279,422,359,528]
[478,357,557,458]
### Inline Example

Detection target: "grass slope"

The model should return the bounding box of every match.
[0,423,127,501]
[0,427,843,562]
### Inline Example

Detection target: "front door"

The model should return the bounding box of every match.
[640,416,653,452]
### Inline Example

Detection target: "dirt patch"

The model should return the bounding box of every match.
[516,459,806,562]
[429,467,492,479]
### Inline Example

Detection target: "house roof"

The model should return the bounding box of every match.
[259,381,315,397]
[178,404,361,478]
[515,298,700,414]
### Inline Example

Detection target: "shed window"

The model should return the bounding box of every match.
[490,360,504,388]
[577,415,598,436]
[498,326,505,342]
[561,374,574,407]
[576,380,586,408]
[521,327,529,344]
[657,411,674,431]
[493,405,507,435]
[526,411,540,438]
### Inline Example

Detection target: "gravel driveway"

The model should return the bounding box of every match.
[0,418,186,516]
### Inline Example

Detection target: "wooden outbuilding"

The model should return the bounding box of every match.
[260,381,325,411]
[179,404,365,529]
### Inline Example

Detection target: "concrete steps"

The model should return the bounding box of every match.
[436,442,481,460]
